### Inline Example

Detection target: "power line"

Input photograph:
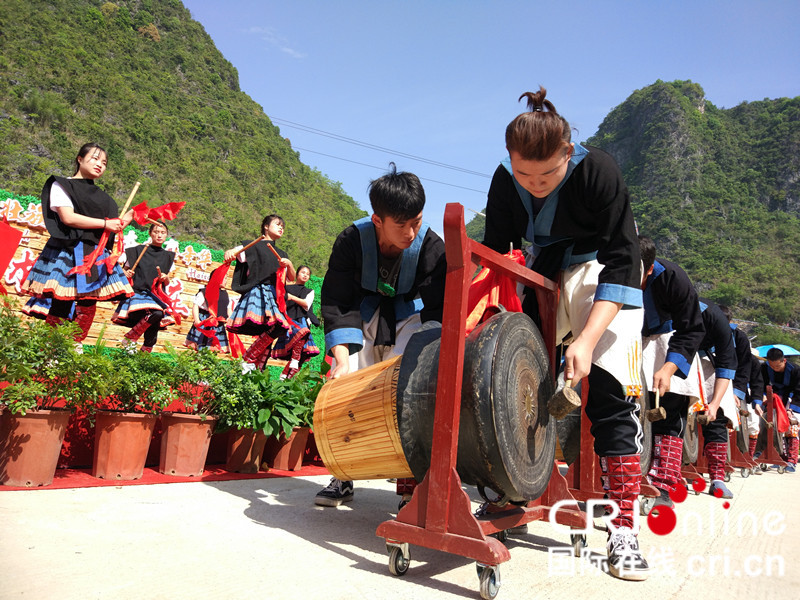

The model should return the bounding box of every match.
[273,117,492,179]
[293,146,487,194]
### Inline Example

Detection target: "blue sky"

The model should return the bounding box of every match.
[181,0,800,234]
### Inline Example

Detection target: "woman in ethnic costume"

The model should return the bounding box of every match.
[22,143,133,342]
[184,286,231,353]
[272,264,321,378]
[111,221,175,352]
[225,214,304,372]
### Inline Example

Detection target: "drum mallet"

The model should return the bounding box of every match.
[549,378,582,420]
[646,389,666,422]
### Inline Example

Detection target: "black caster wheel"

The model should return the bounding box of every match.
[477,564,501,600]
[388,544,410,576]
[724,472,731,483]
[777,466,786,474]
[570,533,587,558]
[740,467,750,479]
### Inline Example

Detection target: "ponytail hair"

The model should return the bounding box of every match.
[505,86,572,161]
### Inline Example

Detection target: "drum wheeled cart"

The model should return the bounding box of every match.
[755,387,789,473]
[375,203,586,599]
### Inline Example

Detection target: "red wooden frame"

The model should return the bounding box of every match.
[375,203,584,568]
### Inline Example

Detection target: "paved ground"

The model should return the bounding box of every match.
[1,467,798,600]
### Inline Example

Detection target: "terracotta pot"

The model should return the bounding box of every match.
[225,428,267,473]
[92,410,156,480]
[159,412,218,477]
[264,426,311,471]
[0,408,72,487]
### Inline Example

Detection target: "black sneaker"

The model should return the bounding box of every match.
[607,528,650,581]
[314,478,354,507]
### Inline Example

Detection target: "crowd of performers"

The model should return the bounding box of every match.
[17,89,800,583]
[19,142,320,379]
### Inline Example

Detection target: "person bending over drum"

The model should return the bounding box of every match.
[482,87,648,581]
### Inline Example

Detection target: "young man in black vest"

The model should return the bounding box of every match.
[316,164,446,507]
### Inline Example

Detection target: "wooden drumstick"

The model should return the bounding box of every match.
[119,181,141,216]
[646,389,667,422]
[224,235,266,264]
[549,378,581,420]
[128,244,149,275]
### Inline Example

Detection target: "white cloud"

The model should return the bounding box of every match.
[244,26,306,59]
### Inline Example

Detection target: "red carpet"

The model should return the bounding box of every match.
[0,463,330,491]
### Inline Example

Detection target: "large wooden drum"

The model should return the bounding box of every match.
[313,311,556,504]
[313,355,413,481]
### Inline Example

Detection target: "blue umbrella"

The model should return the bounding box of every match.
[754,344,800,358]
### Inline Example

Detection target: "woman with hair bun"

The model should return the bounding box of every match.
[483,87,648,581]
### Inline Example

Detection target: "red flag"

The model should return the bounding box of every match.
[465,249,525,334]
[192,263,231,350]
[0,221,23,295]
[773,392,790,434]
[229,332,245,358]
[132,201,152,226]
[132,200,186,226]
[151,278,182,326]
[149,201,185,221]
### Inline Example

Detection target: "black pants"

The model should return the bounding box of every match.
[701,409,729,445]
[142,310,164,347]
[651,392,691,438]
[585,365,643,456]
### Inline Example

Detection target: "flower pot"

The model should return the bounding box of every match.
[0,408,72,487]
[159,412,218,477]
[225,428,267,473]
[264,426,311,471]
[92,410,157,480]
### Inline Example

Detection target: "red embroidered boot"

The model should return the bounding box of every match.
[600,454,649,581]
[45,314,64,328]
[396,478,417,510]
[785,437,799,468]
[125,316,152,343]
[647,434,683,507]
[705,441,733,498]
[73,304,96,342]
[748,435,758,458]
[244,331,276,364]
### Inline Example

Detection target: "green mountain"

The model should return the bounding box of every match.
[467,80,800,335]
[0,0,366,272]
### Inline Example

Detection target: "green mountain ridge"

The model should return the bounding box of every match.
[2,3,799,342]
[0,0,366,273]
[468,80,800,336]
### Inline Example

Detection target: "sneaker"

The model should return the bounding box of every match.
[786,464,796,473]
[709,480,733,499]
[653,488,674,509]
[752,451,762,460]
[606,528,650,581]
[314,478,354,507]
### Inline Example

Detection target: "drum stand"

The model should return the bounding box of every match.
[376,203,585,599]
[755,388,789,473]
[728,427,758,478]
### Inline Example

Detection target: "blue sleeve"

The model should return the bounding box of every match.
[324,328,363,356]
[595,283,642,309]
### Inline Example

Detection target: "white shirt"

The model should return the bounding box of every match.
[48,180,73,208]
